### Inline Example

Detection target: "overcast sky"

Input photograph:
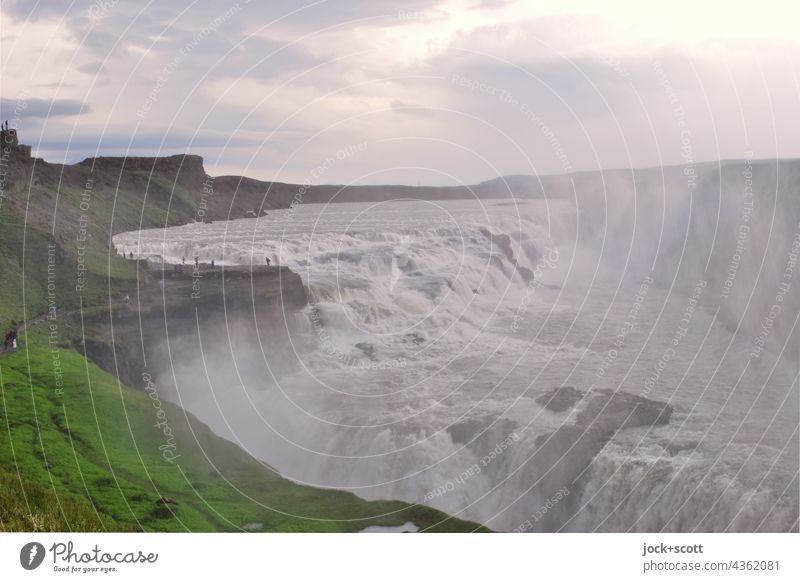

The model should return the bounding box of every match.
[1,0,799,185]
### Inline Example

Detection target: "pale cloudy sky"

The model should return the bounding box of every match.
[1,0,799,185]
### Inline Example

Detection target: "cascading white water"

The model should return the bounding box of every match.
[114,190,798,532]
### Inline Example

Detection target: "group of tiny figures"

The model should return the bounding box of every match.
[125,252,272,268]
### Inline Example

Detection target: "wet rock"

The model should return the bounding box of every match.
[576,389,672,429]
[535,386,586,412]
[355,342,375,359]
[447,416,519,447]
[662,440,699,456]
[88,264,308,390]
[517,265,534,282]
[446,416,522,484]
[480,227,514,263]
[480,227,534,284]
[517,389,673,531]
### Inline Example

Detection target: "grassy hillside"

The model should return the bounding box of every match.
[0,464,123,532]
[0,328,483,532]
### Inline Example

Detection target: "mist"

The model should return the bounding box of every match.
[114,159,799,532]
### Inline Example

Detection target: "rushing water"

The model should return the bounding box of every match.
[114,193,799,532]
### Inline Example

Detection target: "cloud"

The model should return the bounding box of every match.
[2,0,800,184]
[390,100,438,115]
[76,60,105,75]
[34,127,262,152]
[0,97,88,120]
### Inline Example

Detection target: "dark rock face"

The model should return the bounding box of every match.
[446,415,522,487]
[526,388,671,531]
[479,227,536,284]
[78,154,206,191]
[535,385,585,412]
[0,128,31,159]
[441,386,673,532]
[0,127,20,148]
[447,416,520,448]
[355,342,375,359]
[503,387,672,532]
[0,128,32,193]
[575,388,672,429]
[404,332,425,345]
[81,264,308,389]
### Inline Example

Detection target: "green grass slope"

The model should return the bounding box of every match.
[0,464,124,532]
[0,328,485,532]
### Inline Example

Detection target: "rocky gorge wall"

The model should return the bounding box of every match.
[80,264,308,394]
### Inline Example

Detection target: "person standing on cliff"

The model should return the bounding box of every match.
[265,256,271,267]
[8,323,18,351]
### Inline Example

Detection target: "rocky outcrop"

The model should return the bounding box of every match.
[77,154,207,191]
[446,386,673,532]
[536,385,673,429]
[535,385,583,412]
[479,227,536,283]
[0,127,33,194]
[81,264,308,389]
[447,416,520,448]
[525,387,671,531]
